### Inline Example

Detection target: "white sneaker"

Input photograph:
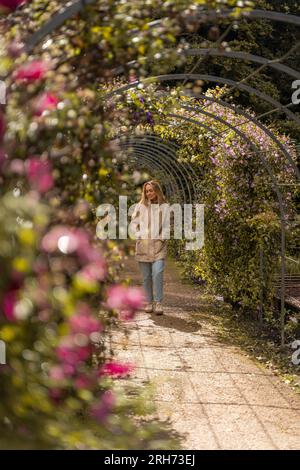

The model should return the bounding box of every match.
[154,302,163,315]
[144,303,153,313]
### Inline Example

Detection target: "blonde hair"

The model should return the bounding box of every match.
[139,180,167,206]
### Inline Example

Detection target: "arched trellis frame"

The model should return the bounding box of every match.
[11,1,300,345]
[106,80,295,346]
[118,144,184,202]
[115,134,201,204]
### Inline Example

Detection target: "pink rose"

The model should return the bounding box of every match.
[25,157,54,193]
[69,312,102,336]
[33,93,59,116]
[78,259,107,282]
[41,226,90,254]
[74,374,95,390]
[49,365,66,382]
[56,336,92,366]
[99,361,134,378]
[90,391,115,423]
[106,285,144,312]
[15,60,49,82]
[2,290,17,321]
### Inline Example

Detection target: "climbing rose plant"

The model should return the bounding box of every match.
[0,0,250,449]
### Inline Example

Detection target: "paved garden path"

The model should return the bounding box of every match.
[115,257,300,450]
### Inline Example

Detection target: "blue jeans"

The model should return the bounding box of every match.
[139,259,165,303]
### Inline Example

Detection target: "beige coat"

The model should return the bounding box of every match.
[131,202,168,262]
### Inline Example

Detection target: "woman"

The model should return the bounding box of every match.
[131,180,168,315]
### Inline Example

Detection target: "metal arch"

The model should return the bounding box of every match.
[23,3,300,54]
[127,153,177,201]
[121,144,188,204]
[182,49,300,80]
[104,74,300,126]
[20,2,300,178]
[177,91,300,182]
[127,154,174,201]
[13,1,298,342]
[157,107,288,347]
[24,0,97,53]
[120,45,300,80]
[125,150,180,201]
[160,109,288,346]
[120,145,183,200]
[120,134,199,202]
[210,9,300,26]
[115,133,205,197]
[119,142,190,204]
[118,138,185,200]
[104,76,300,182]
[115,132,200,202]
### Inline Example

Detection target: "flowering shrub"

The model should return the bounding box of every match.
[154,92,297,325]
[1,0,244,449]
[114,84,298,329]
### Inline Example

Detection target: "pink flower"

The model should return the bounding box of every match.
[2,290,17,321]
[119,309,136,321]
[15,60,49,82]
[25,157,54,193]
[74,374,95,390]
[9,159,25,174]
[78,259,107,282]
[49,365,66,382]
[124,287,145,310]
[33,93,59,116]
[99,361,135,378]
[106,285,145,311]
[0,0,27,10]
[78,245,104,264]
[90,391,115,423]
[41,226,90,254]
[69,312,102,335]
[106,285,127,310]
[49,388,64,403]
[56,336,92,366]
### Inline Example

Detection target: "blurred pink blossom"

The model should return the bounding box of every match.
[33,93,59,116]
[9,159,25,174]
[49,388,64,404]
[56,336,92,366]
[106,285,144,312]
[78,259,107,282]
[2,290,17,321]
[69,312,102,335]
[90,391,115,423]
[119,309,136,322]
[15,60,49,82]
[49,365,66,382]
[41,226,90,254]
[74,374,95,390]
[99,361,134,378]
[26,157,54,193]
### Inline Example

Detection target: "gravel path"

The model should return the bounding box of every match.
[114,257,300,450]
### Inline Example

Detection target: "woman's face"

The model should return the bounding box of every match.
[145,184,157,201]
